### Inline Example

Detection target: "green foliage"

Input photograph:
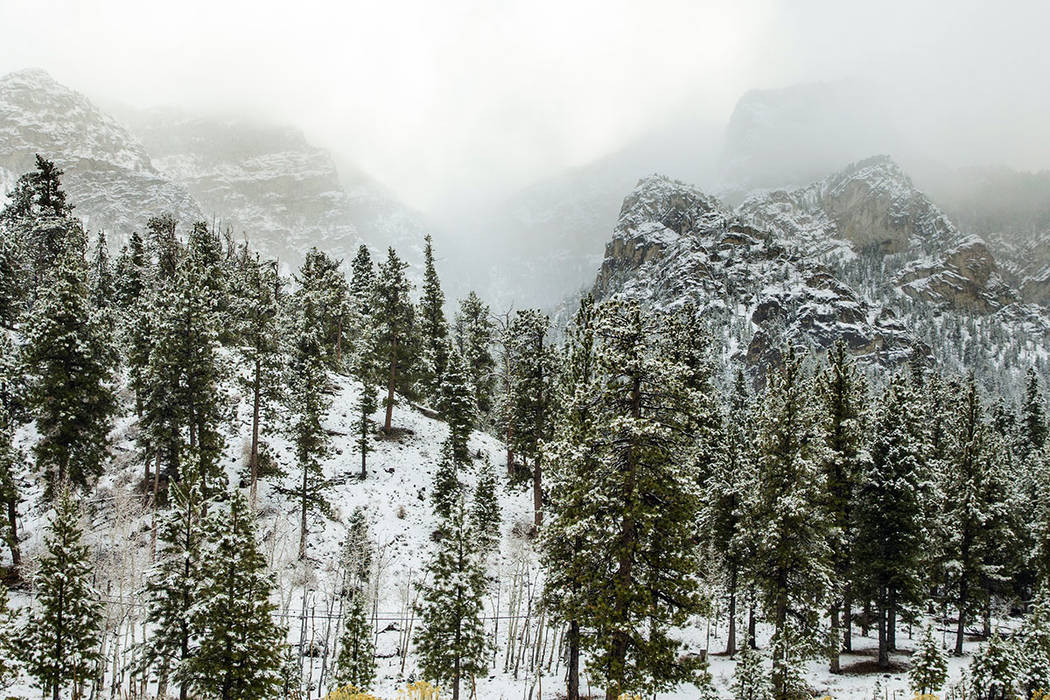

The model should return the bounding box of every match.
[417,234,449,402]
[334,590,375,691]
[968,632,1016,700]
[470,456,501,555]
[439,343,476,464]
[431,439,461,522]
[454,291,495,423]
[909,625,948,695]
[732,638,771,700]
[185,491,285,700]
[20,490,103,699]
[373,247,417,430]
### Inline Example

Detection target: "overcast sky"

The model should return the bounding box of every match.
[1,0,1048,213]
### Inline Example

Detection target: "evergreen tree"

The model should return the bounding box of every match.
[417,234,449,402]
[297,247,350,366]
[431,439,461,521]
[1016,593,1050,698]
[23,242,115,497]
[186,491,285,700]
[815,340,868,669]
[909,625,948,695]
[943,376,1012,656]
[968,632,1016,700]
[1022,367,1048,461]
[286,290,333,561]
[576,300,707,700]
[0,581,19,690]
[349,327,379,479]
[233,254,284,504]
[146,215,178,281]
[0,406,22,570]
[334,590,375,691]
[88,229,114,310]
[470,456,501,555]
[372,247,417,433]
[732,637,772,700]
[541,295,598,700]
[349,244,375,320]
[853,374,925,669]
[415,497,487,700]
[439,342,476,464]
[751,347,831,700]
[20,490,103,700]
[454,291,496,423]
[505,309,555,526]
[142,472,209,700]
[113,230,146,313]
[341,507,374,594]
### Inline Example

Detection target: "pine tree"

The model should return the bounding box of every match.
[505,309,555,526]
[372,247,417,433]
[286,289,333,561]
[1016,593,1050,698]
[431,439,461,522]
[1022,367,1048,461]
[0,406,22,570]
[439,342,476,464]
[732,637,772,700]
[186,491,285,700]
[815,340,868,670]
[454,291,495,423]
[20,490,103,700]
[23,242,116,498]
[417,234,449,402]
[350,328,379,479]
[349,244,375,318]
[341,507,374,594]
[576,300,707,699]
[541,295,598,700]
[470,456,501,555]
[943,376,1012,656]
[751,347,831,700]
[704,368,756,658]
[0,581,19,690]
[415,497,487,700]
[297,247,350,366]
[968,632,1016,700]
[88,229,114,310]
[113,230,146,313]
[334,590,375,691]
[233,254,284,504]
[142,472,209,700]
[853,374,925,669]
[909,625,948,695]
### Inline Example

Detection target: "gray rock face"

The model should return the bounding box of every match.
[0,69,202,239]
[592,174,924,370]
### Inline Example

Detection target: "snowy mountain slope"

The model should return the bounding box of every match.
[591,174,923,370]
[0,69,203,238]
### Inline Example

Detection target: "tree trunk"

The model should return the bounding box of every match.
[843,589,852,652]
[567,619,580,700]
[4,495,18,570]
[829,603,841,673]
[533,459,543,527]
[250,358,262,508]
[299,459,309,560]
[748,591,757,649]
[877,599,889,669]
[888,590,897,651]
[384,339,398,434]
[726,567,738,657]
[772,591,788,700]
[955,576,968,655]
[862,600,870,637]
[360,421,368,479]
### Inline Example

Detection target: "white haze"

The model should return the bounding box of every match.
[1,0,1048,220]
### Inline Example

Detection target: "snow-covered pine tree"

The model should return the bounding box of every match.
[1022,367,1048,461]
[113,230,146,314]
[815,339,868,669]
[968,632,1016,700]
[297,247,350,366]
[751,346,831,700]
[704,368,756,658]
[853,374,925,669]
[232,253,284,504]
[505,308,555,526]
[415,496,487,700]
[349,244,375,316]
[454,291,496,424]
[0,406,22,570]
[186,491,285,700]
[732,636,771,700]
[0,580,18,690]
[88,229,114,311]
[580,300,707,700]
[417,234,449,402]
[334,589,375,691]
[540,294,598,700]
[431,438,461,521]
[372,247,417,433]
[20,490,103,700]
[1016,593,1050,698]
[439,342,476,464]
[286,287,333,561]
[942,375,1012,656]
[470,456,501,555]
[909,624,948,694]
[350,324,380,479]
[146,214,178,281]
[23,239,116,498]
[142,469,209,700]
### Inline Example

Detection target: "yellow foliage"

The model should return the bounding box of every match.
[396,680,443,700]
[912,694,939,700]
[617,695,643,700]
[324,685,383,700]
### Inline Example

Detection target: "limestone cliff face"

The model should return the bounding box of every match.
[592,175,924,371]
[898,238,1017,313]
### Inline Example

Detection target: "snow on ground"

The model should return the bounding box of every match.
[3,369,992,699]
